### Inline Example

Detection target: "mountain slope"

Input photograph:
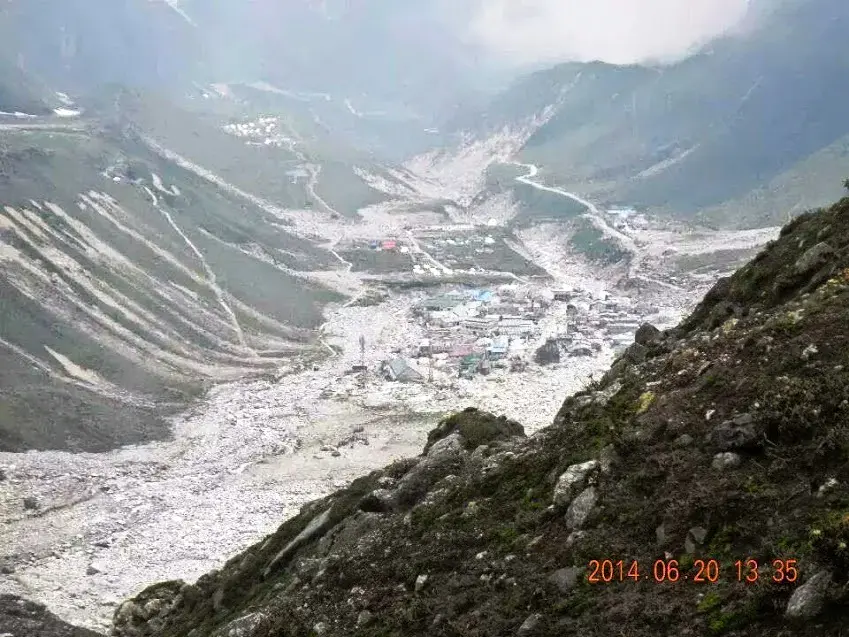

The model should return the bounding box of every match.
[108,194,849,635]
[0,121,341,453]
[456,0,849,228]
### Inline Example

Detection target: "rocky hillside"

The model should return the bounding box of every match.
[100,193,849,636]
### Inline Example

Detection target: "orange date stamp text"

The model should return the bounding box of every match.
[586,558,799,584]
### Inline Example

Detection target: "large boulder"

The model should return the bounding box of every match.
[534,340,561,365]
[634,323,661,346]
[785,571,831,619]
[423,408,525,454]
[553,461,598,508]
[794,242,835,276]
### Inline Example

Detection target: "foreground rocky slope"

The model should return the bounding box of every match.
[0,595,102,637]
[107,195,849,636]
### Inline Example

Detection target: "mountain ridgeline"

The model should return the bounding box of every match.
[102,194,849,636]
[455,0,849,228]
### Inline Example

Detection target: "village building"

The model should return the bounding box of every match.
[449,343,479,358]
[487,335,509,360]
[459,354,482,379]
[382,358,424,383]
[462,316,498,335]
[419,295,464,313]
[418,339,451,356]
[429,311,462,328]
[467,289,494,303]
[498,317,536,337]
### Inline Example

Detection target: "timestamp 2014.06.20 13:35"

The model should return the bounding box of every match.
[586,558,800,584]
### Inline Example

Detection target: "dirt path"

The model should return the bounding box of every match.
[510,162,686,289]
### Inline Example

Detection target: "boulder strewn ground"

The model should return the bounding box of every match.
[106,195,849,636]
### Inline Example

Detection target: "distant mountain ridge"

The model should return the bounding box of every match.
[449,0,849,228]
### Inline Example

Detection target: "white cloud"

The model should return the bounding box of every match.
[462,0,751,67]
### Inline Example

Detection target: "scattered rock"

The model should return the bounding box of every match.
[86,565,100,576]
[816,477,839,498]
[553,461,598,507]
[0,595,101,637]
[518,613,542,635]
[356,610,374,627]
[547,567,584,593]
[635,323,661,346]
[684,527,708,554]
[785,571,831,619]
[564,487,597,530]
[655,525,667,546]
[794,242,834,276]
[801,344,819,360]
[674,434,694,448]
[712,452,742,470]
[393,434,465,506]
[264,508,334,577]
[22,497,39,511]
[415,574,429,592]
[312,621,328,635]
[709,414,759,451]
[214,611,266,637]
[462,501,481,517]
[598,445,620,474]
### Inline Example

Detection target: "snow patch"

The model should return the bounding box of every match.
[53,108,81,118]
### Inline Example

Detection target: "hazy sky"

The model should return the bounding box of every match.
[462,0,752,67]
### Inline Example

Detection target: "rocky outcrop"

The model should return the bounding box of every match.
[0,595,103,637]
[423,408,525,454]
[110,197,849,636]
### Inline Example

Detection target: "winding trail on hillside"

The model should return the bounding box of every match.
[510,162,681,290]
[144,186,255,356]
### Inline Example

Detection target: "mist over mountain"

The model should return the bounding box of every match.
[2,1,849,636]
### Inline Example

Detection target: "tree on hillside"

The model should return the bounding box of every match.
[844,178,849,191]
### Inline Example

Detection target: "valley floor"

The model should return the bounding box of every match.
[0,138,780,631]
[0,291,616,631]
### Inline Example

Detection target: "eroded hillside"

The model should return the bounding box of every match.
[106,196,849,635]
[0,123,341,452]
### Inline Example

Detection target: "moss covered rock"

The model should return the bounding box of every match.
[424,407,526,453]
